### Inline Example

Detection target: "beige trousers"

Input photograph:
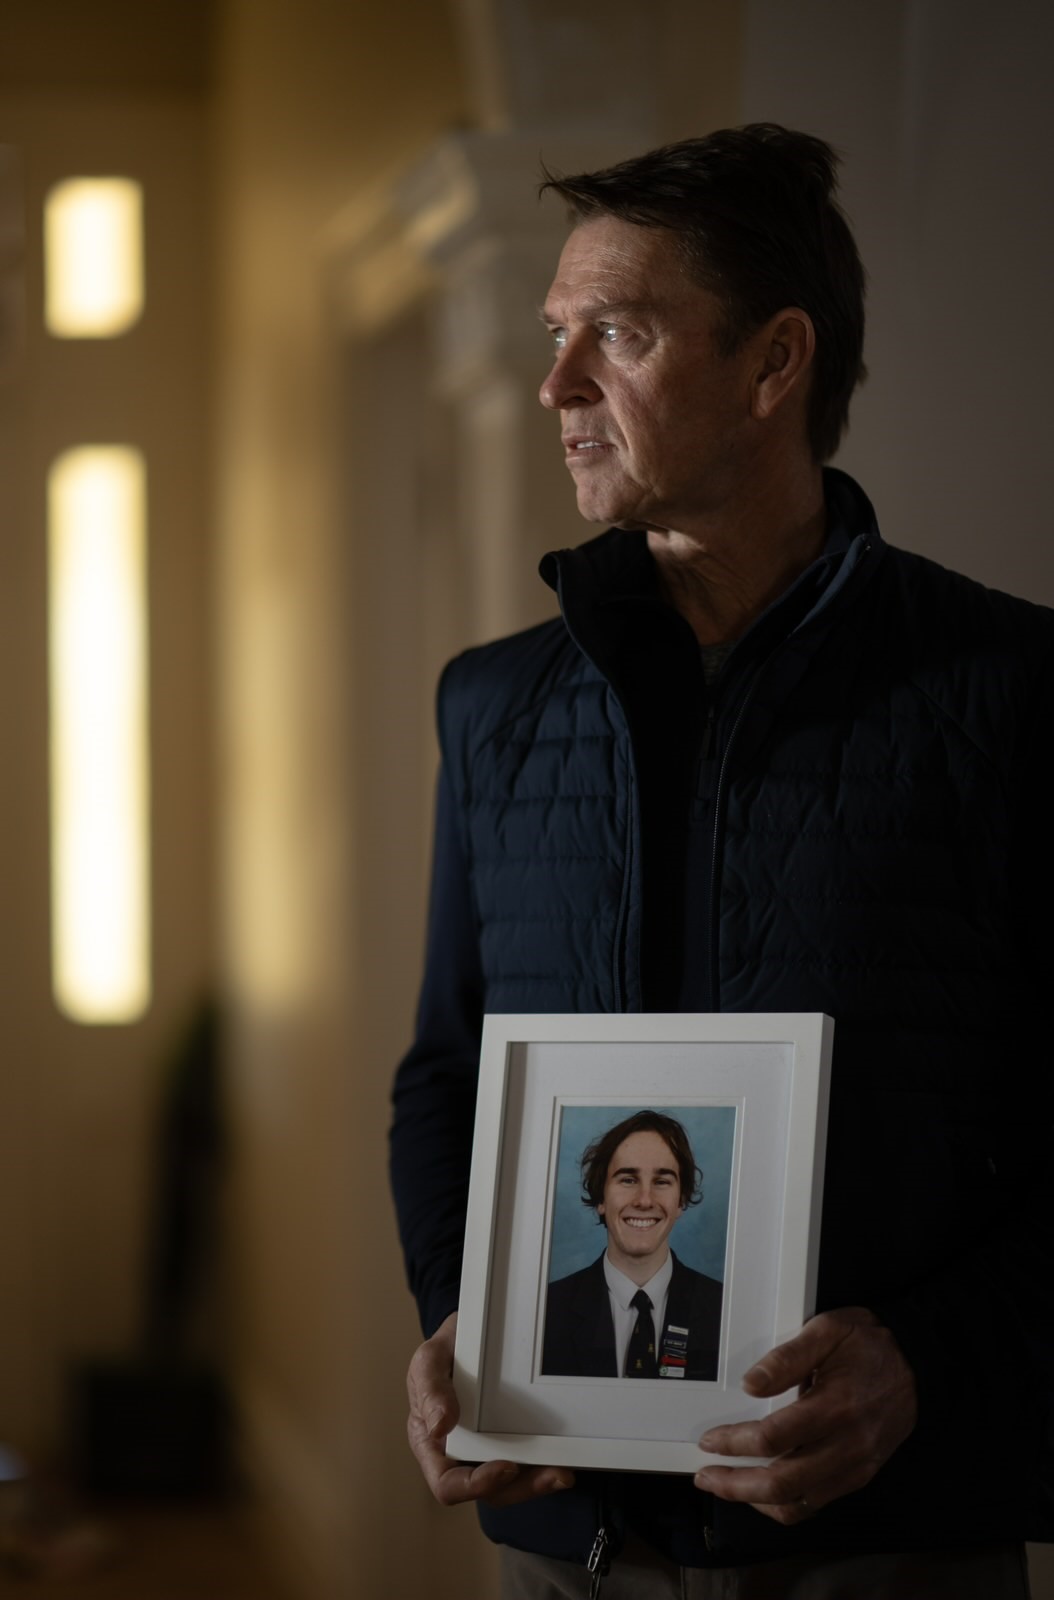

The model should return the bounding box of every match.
[500,1531,1031,1600]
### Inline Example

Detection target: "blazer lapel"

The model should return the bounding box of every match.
[571,1254,618,1377]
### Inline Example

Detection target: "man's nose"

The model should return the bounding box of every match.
[539,336,602,411]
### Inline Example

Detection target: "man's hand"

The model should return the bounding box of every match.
[407,1312,575,1507]
[694,1307,917,1526]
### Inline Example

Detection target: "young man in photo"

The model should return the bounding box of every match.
[542,1110,722,1382]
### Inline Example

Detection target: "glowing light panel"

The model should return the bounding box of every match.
[45,179,143,337]
[49,448,150,1022]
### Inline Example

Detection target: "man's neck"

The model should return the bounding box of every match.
[606,1243,672,1288]
[646,462,826,649]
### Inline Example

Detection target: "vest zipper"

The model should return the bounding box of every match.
[613,716,640,1011]
[587,1522,611,1598]
[703,657,774,1010]
[700,701,716,763]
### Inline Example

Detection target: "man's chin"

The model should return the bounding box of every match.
[577,508,649,533]
[573,490,648,532]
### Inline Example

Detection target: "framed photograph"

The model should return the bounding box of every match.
[447,1012,833,1475]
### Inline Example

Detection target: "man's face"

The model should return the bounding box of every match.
[597,1128,686,1277]
[539,215,754,534]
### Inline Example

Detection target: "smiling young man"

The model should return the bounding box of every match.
[392,126,1054,1598]
[542,1111,723,1382]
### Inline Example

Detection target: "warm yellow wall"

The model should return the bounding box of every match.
[0,0,743,1577]
[212,4,496,1596]
[0,0,742,1582]
[0,58,214,1459]
[212,1,751,1592]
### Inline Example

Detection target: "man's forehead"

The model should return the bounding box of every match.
[607,1130,679,1172]
[542,215,704,320]
[537,293,653,326]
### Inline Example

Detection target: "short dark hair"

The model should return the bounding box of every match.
[580,1109,702,1218]
[540,124,867,463]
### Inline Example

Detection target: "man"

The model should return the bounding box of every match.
[391,124,1054,1596]
[542,1110,723,1381]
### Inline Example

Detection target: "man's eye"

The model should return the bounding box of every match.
[551,328,567,350]
[599,324,619,343]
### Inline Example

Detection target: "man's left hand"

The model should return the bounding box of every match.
[694,1306,917,1526]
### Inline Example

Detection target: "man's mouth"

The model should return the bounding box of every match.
[624,1217,659,1229]
[563,435,610,455]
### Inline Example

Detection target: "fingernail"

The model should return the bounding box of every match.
[699,1433,716,1450]
[497,1464,518,1484]
[695,1471,713,1490]
[549,1473,573,1492]
[425,1406,445,1435]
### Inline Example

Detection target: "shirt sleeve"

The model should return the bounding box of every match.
[388,761,484,1338]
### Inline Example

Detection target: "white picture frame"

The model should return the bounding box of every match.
[447,1012,833,1475]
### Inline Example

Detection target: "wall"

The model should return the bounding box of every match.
[742,0,1054,599]
[210,4,495,1596]
[740,2,1054,1590]
[0,1,214,1461]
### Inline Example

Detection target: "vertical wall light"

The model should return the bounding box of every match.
[48,448,150,1022]
[44,179,143,337]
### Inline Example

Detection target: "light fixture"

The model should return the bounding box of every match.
[44,178,143,337]
[48,447,150,1022]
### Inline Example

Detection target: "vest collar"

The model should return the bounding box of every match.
[538,469,885,697]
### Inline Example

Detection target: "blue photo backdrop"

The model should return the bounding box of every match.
[547,1103,736,1284]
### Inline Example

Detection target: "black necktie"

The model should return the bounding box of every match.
[625,1289,658,1378]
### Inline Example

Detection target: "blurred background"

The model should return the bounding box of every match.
[1,0,1051,1595]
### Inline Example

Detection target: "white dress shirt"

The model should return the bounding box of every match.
[603,1250,673,1375]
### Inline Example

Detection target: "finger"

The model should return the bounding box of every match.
[404,1315,575,1510]
[699,1392,828,1460]
[741,1318,844,1398]
[736,1459,850,1527]
[696,1465,823,1528]
[431,1455,520,1507]
[481,1464,576,1509]
[407,1406,574,1509]
[702,1363,863,1459]
[742,1308,879,1398]
[750,1495,818,1528]
[420,1446,573,1508]
[696,1434,877,1524]
[407,1342,460,1439]
[409,1371,457,1441]
[696,1459,809,1509]
[406,1408,500,1504]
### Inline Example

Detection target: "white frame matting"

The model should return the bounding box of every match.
[447,1012,833,1475]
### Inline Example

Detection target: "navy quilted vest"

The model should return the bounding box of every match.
[430,472,1054,1557]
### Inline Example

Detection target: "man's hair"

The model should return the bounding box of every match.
[540,124,867,463]
[580,1109,703,1218]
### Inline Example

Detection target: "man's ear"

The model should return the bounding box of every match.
[750,307,815,423]
[597,1203,606,1220]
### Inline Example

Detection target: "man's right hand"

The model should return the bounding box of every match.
[407,1312,575,1507]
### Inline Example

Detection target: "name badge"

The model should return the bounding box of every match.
[659,1325,689,1378]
